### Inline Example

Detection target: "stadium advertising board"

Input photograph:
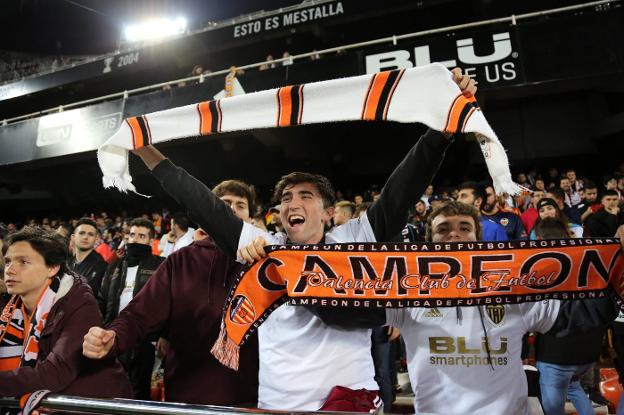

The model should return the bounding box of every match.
[233,1,345,38]
[34,100,124,160]
[362,26,525,89]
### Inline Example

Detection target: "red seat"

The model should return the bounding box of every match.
[600,368,622,412]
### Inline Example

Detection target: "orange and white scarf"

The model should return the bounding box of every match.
[98,64,523,197]
[212,239,624,369]
[0,277,58,371]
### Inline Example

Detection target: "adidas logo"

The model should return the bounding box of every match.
[424,308,443,318]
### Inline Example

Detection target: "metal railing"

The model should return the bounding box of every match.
[1,0,619,126]
[0,395,377,415]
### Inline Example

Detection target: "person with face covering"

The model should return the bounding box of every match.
[98,218,164,399]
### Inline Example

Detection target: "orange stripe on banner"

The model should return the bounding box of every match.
[126,117,144,149]
[6,324,23,339]
[198,102,212,135]
[0,357,21,371]
[363,71,391,121]
[445,95,471,134]
[278,86,293,127]
[443,94,461,132]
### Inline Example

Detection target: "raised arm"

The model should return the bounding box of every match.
[133,145,242,257]
[366,68,476,241]
[366,130,452,241]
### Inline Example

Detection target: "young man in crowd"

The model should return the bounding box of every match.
[98,218,164,399]
[68,217,108,295]
[560,176,582,207]
[83,180,259,406]
[578,181,600,224]
[456,181,508,241]
[565,169,584,194]
[162,212,195,257]
[106,69,476,411]
[333,201,356,226]
[281,202,623,415]
[481,185,526,240]
[586,189,624,237]
[1,227,130,398]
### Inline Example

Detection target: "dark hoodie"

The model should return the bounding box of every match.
[107,238,259,406]
[0,274,131,398]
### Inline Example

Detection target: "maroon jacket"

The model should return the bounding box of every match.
[0,274,131,398]
[108,238,259,405]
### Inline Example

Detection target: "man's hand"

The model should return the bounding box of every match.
[451,67,477,97]
[131,145,166,171]
[83,327,116,359]
[616,225,624,250]
[237,236,268,263]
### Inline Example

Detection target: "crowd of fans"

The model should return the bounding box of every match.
[0,63,623,415]
[1,162,623,413]
[0,51,88,83]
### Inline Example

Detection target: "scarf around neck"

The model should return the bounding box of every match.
[211,238,624,370]
[98,64,523,197]
[0,276,60,371]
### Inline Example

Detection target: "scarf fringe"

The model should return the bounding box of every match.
[492,177,524,197]
[102,176,152,198]
[210,323,240,371]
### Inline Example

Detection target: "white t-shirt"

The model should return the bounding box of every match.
[238,213,378,410]
[118,265,138,314]
[387,302,560,415]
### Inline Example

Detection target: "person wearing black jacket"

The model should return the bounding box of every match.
[68,217,108,295]
[98,217,164,400]
[534,217,607,415]
[587,190,624,237]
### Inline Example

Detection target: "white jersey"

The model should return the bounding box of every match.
[387,302,560,415]
[238,213,378,410]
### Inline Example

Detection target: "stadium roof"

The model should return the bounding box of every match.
[0,0,299,55]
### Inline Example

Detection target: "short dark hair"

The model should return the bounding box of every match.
[57,222,74,235]
[172,212,190,233]
[547,187,565,202]
[602,189,620,199]
[564,168,576,174]
[458,181,485,203]
[425,201,483,241]
[129,217,156,239]
[74,217,98,234]
[534,217,571,239]
[272,172,336,208]
[584,180,597,190]
[7,226,69,277]
[213,179,257,217]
